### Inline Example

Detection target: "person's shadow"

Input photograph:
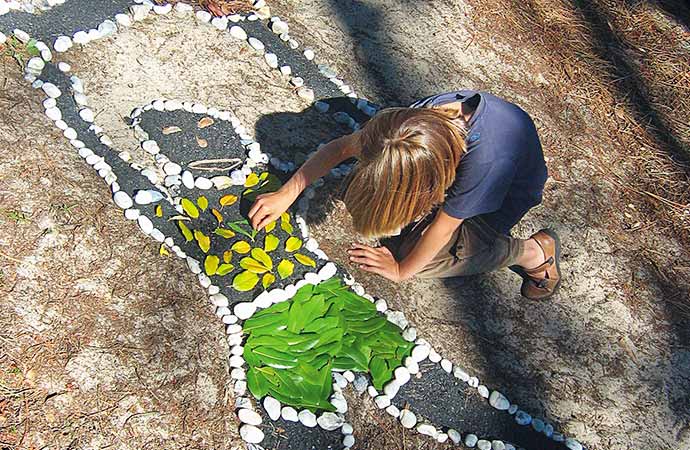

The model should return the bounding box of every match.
[253,96,377,227]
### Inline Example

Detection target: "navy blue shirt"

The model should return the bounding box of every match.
[411,90,548,235]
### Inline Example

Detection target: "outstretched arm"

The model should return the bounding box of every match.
[249,130,361,230]
[348,209,463,282]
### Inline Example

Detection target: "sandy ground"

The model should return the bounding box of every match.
[1,1,689,449]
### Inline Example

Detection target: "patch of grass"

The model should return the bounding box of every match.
[1,209,32,225]
[1,36,40,69]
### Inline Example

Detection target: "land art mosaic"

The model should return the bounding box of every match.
[0,1,586,449]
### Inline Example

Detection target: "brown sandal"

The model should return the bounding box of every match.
[512,229,562,300]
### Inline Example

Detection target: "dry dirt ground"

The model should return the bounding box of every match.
[1,1,689,450]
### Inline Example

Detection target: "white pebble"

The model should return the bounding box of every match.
[239,424,264,444]
[53,35,72,52]
[400,410,417,428]
[304,48,315,60]
[298,410,317,427]
[263,396,281,421]
[229,25,247,40]
[281,407,298,422]
[238,409,262,426]
[440,358,453,373]
[113,191,133,209]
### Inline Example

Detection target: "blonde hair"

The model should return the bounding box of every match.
[343,106,466,238]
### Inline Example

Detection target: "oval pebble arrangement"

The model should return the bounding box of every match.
[0,2,585,450]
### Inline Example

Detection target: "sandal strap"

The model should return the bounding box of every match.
[523,256,554,276]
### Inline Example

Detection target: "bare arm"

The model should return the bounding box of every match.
[249,131,361,230]
[349,210,463,282]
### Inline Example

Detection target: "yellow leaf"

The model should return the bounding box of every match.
[177,220,193,241]
[281,212,291,224]
[251,248,273,270]
[265,221,276,233]
[231,240,251,254]
[277,259,294,279]
[240,256,270,274]
[205,255,219,275]
[155,204,163,217]
[162,125,182,135]
[294,253,316,268]
[214,228,236,239]
[262,273,276,289]
[259,172,269,181]
[194,230,211,253]
[217,263,234,276]
[285,236,303,252]
[211,208,223,224]
[220,194,238,208]
[233,270,260,291]
[197,196,208,211]
[223,250,233,264]
[264,234,279,252]
[244,173,259,188]
[181,198,199,218]
[281,220,294,235]
[198,117,214,129]
[159,244,170,256]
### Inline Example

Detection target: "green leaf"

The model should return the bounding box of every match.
[227,220,258,241]
[204,255,219,275]
[217,263,234,276]
[177,220,193,242]
[181,198,199,218]
[277,259,294,279]
[253,346,298,369]
[244,311,289,333]
[194,230,211,253]
[240,256,270,274]
[264,234,279,252]
[370,356,389,390]
[232,270,259,292]
[197,196,209,211]
[231,240,251,254]
[285,236,303,252]
[247,367,271,398]
[251,248,273,271]
[294,253,316,268]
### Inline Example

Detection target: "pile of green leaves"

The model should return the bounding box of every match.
[244,277,414,412]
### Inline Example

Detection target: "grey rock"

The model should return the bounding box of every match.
[565,438,583,450]
[465,434,479,447]
[489,391,510,410]
[515,411,532,426]
[492,440,506,450]
[477,440,492,450]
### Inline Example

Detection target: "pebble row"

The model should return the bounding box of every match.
[6,2,584,450]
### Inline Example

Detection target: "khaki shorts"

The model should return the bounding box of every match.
[385,215,524,279]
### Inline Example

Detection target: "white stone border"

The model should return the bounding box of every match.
[7,2,586,450]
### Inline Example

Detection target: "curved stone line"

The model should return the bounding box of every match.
[5,3,587,450]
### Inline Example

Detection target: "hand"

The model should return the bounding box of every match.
[347,243,405,282]
[248,188,296,230]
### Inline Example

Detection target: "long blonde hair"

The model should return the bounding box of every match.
[343,106,466,238]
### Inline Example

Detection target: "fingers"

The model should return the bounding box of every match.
[255,213,277,232]
[248,198,264,220]
[249,204,267,229]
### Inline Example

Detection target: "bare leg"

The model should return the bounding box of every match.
[514,237,546,274]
